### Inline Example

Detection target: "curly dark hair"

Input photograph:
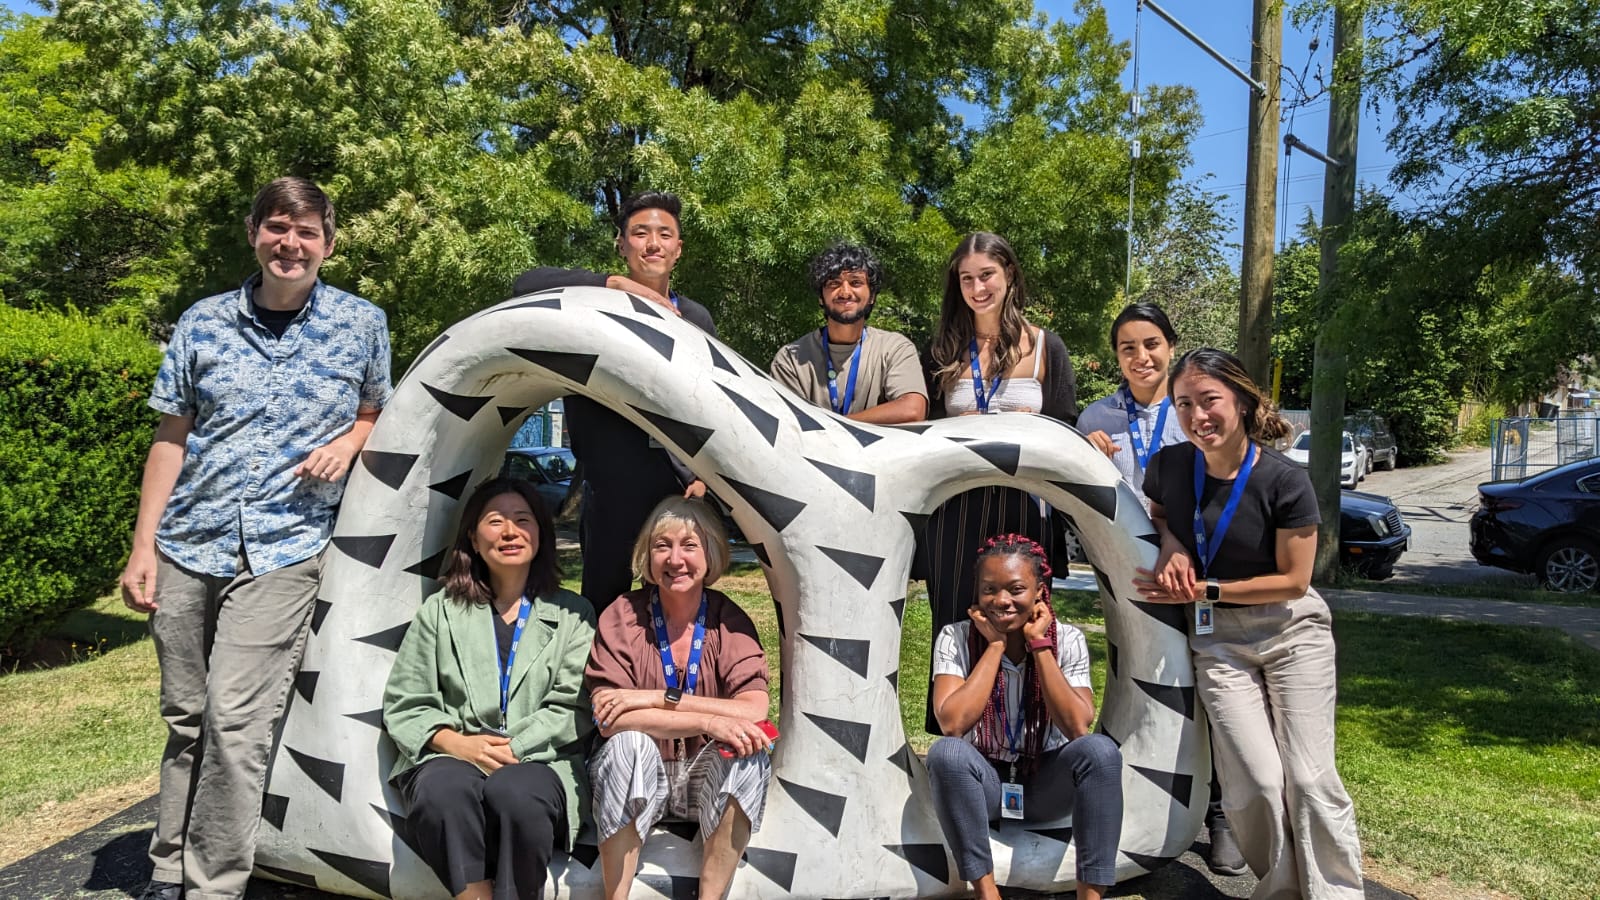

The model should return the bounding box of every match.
[807,242,883,300]
[440,478,562,606]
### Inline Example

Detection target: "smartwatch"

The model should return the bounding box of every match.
[1205,578,1221,602]
[664,686,683,706]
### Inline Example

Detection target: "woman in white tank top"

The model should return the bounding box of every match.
[918,232,1079,733]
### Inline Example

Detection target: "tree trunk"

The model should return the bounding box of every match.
[1237,0,1282,385]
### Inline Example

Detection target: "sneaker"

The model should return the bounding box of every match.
[1207,821,1248,877]
[138,881,183,900]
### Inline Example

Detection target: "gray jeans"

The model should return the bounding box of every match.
[147,550,320,900]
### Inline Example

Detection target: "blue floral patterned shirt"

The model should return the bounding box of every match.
[150,276,393,577]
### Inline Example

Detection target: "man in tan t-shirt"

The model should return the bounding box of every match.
[770,243,928,424]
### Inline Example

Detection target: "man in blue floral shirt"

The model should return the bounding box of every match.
[119,177,392,900]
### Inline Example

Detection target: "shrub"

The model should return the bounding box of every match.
[0,306,160,653]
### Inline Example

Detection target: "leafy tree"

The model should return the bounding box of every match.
[1130,179,1240,355]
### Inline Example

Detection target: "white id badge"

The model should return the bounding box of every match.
[1000,782,1025,819]
[1194,600,1215,635]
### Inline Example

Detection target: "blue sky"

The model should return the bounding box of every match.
[4,0,1401,253]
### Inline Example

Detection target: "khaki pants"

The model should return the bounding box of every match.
[1192,591,1364,900]
[147,550,320,900]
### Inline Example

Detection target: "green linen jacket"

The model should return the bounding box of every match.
[382,587,597,846]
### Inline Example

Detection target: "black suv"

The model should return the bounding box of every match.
[1346,411,1398,471]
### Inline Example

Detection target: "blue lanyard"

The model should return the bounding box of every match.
[968,339,1002,413]
[651,589,708,696]
[821,327,866,415]
[1192,444,1256,578]
[496,595,532,730]
[668,290,681,311]
[1124,387,1171,474]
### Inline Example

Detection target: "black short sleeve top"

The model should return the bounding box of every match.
[1142,444,1320,581]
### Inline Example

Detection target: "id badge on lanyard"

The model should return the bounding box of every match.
[999,680,1025,819]
[1192,444,1255,636]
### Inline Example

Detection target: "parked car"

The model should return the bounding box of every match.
[1340,489,1411,580]
[1286,430,1363,489]
[1346,411,1398,471]
[499,446,577,513]
[1058,489,1410,580]
[1469,457,1600,592]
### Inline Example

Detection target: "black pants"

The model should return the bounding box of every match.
[396,758,566,899]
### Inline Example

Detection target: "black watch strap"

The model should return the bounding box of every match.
[664,686,684,705]
[1205,578,1221,602]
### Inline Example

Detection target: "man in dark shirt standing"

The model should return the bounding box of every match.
[511,191,713,610]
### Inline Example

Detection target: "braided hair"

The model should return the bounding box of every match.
[967,533,1057,777]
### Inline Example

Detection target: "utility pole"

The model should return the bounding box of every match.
[1310,2,1363,580]
[1238,0,1282,386]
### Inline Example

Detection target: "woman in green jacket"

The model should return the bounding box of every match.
[383,478,597,900]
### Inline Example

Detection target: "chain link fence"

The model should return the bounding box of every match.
[1490,412,1600,480]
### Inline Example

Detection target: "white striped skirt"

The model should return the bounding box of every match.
[589,730,772,843]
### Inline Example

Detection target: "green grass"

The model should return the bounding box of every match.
[3,564,1596,897]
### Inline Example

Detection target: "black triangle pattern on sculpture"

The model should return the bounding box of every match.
[1027,826,1074,845]
[717,384,780,446]
[889,422,933,434]
[771,598,786,642]
[429,469,474,501]
[838,419,884,448]
[722,477,808,532]
[889,596,905,625]
[569,841,599,870]
[635,874,699,900]
[804,712,871,763]
[661,820,699,841]
[1048,480,1119,519]
[1122,850,1177,873]
[884,844,950,883]
[963,441,1022,476]
[1135,678,1196,719]
[943,436,977,444]
[706,340,738,375]
[1098,722,1122,747]
[1093,567,1114,596]
[261,792,289,831]
[798,633,870,679]
[1132,765,1194,804]
[743,848,798,892]
[601,312,676,360]
[628,294,665,318]
[310,848,391,897]
[403,547,451,580]
[1131,599,1188,632]
[885,669,899,691]
[401,333,450,382]
[899,510,930,541]
[818,545,884,589]
[354,621,411,653]
[805,458,876,511]
[332,534,395,569]
[500,296,563,312]
[422,383,492,422]
[359,451,418,491]
[1137,532,1162,547]
[294,670,318,704]
[507,348,599,386]
[497,405,529,425]
[629,406,716,458]
[369,804,426,861]
[344,708,385,729]
[779,394,826,432]
[888,743,918,783]
[257,863,318,888]
[287,747,345,802]
[310,599,332,635]
[750,542,772,567]
[777,777,847,837]
[1107,641,1119,679]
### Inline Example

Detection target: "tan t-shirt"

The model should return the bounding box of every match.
[770,327,928,415]
[585,588,770,761]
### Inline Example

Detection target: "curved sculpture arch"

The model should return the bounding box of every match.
[254,286,1208,898]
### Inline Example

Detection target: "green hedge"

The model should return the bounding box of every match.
[0,307,161,653]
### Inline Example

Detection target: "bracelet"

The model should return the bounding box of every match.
[1026,638,1053,653]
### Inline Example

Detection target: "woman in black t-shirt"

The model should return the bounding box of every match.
[1134,349,1363,899]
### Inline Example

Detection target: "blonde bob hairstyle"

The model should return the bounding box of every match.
[630,496,730,588]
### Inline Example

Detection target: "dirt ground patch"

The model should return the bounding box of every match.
[0,774,158,868]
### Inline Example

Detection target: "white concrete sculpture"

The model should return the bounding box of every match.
[254,286,1208,898]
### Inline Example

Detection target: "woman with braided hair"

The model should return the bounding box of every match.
[927,534,1122,900]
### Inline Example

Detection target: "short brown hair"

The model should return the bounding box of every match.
[440,478,562,605]
[631,496,729,587]
[247,176,336,243]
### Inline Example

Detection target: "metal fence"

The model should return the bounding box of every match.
[1490,413,1600,481]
